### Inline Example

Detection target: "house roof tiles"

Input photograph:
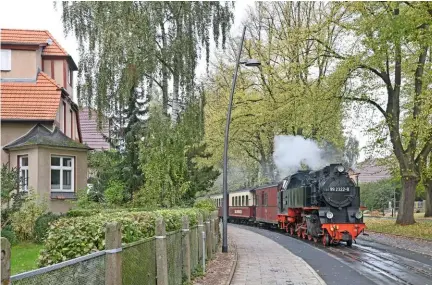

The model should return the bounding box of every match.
[3,123,91,150]
[1,29,68,56]
[1,72,62,120]
[79,107,111,150]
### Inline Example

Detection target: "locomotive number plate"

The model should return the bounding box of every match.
[234,210,242,214]
[328,187,350,192]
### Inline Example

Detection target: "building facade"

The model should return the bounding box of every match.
[1,29,91,213]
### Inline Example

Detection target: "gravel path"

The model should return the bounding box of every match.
[357,231,432,257]
[193,238,236,285]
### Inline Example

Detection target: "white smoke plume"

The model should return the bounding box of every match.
[273,135,337,177]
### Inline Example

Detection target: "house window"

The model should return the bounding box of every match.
[18,156,29,192]
[1,49,11,71]
[51,156,74,192]
[67,67,72,85]
[70,110,73,139]
[63,102,67,133]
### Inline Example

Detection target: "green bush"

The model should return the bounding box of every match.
[104,180,125,205]
[1,225,18,245]
[11,193,47,241]
[34,213,62,244]
[66,208,102,217]
[38,208,207,267]
[194,198,217,212]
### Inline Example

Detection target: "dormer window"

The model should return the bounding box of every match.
[67,67,72,85]
[1,49,11,71]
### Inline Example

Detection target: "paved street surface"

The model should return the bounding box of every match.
[229,226,326,285]
[230,224,432,285]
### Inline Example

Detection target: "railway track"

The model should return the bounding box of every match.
[231,222,432,285]
[326,245,432,285]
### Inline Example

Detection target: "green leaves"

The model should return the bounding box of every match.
[38,208,207,267]
[135,99,218,207]
[61,1,234,120]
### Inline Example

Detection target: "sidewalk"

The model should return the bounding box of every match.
[229,226,326,285]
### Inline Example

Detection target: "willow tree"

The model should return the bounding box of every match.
[59,1,234,123]
[324,2,432,224]
[203,2,346,182]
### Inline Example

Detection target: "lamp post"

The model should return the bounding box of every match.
[222,26,261,253]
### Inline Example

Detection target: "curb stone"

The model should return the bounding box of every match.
[226,241,238,285]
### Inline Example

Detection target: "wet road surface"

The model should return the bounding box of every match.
[230,224,432,285]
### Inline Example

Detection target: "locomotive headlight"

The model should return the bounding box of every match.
[355,211,363,219]
[336,165,345,173]
[326,211,334,219]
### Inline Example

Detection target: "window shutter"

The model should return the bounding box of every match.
[1,49,11,71]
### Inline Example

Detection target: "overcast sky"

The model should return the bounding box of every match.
[0,1,369,162]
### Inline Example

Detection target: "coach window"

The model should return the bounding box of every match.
[246,196,249,206]
[241,196,244,206]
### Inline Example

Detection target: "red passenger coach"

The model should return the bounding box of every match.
[228,206,254,222]
[255,184,279,225]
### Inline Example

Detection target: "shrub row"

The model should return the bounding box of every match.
[38,208,209,267]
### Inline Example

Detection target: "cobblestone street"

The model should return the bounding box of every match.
[229,226,326,285]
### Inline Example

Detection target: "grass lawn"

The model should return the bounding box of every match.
[364,217,432,241]
[11,242,43,275]
[414,212,432,219]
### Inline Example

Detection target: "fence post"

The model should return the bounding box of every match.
[1,237,11,285]
[213,213,219,250]
[205,215,212,260]
[105,222,122,285]
[155,217,168,285]
[182,216,191,283]
[210,213,215,253]
[198,214,204,265]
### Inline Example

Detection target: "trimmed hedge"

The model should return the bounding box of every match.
[38,208,207,267]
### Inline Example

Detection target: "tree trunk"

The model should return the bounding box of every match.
[172,73,180,123]
[396,176,418,225]
[424,179,432,217]
[162,65,169,116]
[160,22,169,116]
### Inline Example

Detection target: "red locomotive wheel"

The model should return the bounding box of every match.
[322,233,330,247]
[302,231,307,239]
[297,229,302,238]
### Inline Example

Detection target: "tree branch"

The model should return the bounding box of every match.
[340,96,387,119]
[415,128,432,165]
[143,73,163,90]
[407,46,429,155]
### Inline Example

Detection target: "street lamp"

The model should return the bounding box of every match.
[222,26,261,253]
